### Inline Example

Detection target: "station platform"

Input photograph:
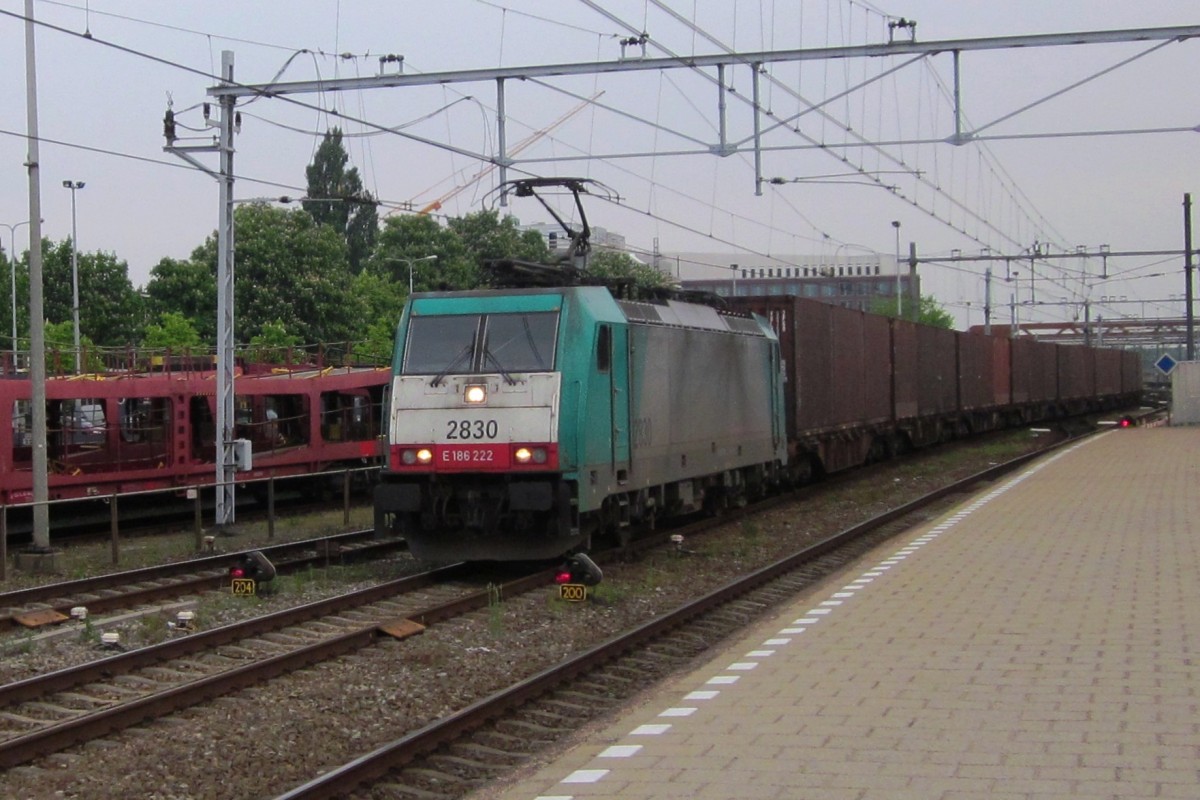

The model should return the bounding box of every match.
[479,426,1200,800]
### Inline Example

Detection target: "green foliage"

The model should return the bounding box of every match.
[142,311,202,350]
[359,317,400,366]
[869,294,956,329]
[304,128,378,273]
[586,249,672,289]
[44,320,103,373]
[448,209,550,265]
[139,614,170,645]
[487,583,505,636]
[366,215,481,293]
[143,256,217,341]
[350,270,406,329]
[246,319,303,363]
[249,319,302,349]
[191,203,363,344]
[42,238,142,346]
[0,247,24,348]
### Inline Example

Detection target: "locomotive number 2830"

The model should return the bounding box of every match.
[446,419,499,440]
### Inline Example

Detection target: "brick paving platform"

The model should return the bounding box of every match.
[476,427,1200,800]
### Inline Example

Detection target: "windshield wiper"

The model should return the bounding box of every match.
[483,347,518,385]
[521,316,546,369]
[430,344,473,387]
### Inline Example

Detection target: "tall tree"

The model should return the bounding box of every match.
[586,249,673,290]
[448,209,550,266]
[304,127,378,273]
[365,214,480,293]
[142,311,203,351]
[192,203,363,344]
[1,247,25,348]
[42,238,142,346]
[143,256,218,341]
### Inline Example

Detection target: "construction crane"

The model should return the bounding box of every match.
[412,93,602,216]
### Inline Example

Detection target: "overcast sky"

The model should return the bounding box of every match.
[1,1,1198,330]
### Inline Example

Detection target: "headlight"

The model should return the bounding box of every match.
[514,447,548,465]
[464,384,487,404]
[401,448,434,466]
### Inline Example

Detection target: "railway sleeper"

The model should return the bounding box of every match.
[396,766,476,787]
[425,753,512,776]
[472,730,533,752]
[556,687,619,704]
[494,719,562,739]
[448,742,526,764]
[519,708,574,728]
[373,781,452,800]
[538,697,593,715]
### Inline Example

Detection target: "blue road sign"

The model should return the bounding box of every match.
[1155,353,1178,376]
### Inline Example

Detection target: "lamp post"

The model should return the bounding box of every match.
[391,254,438,296]
[1,219,30,354]
[891,220,902,318]
[63,180,85,373]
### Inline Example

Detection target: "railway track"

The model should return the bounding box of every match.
[0,562,546,769]
[276,439,1064,800]
[0,530,405,635]
[0,430,1086,798]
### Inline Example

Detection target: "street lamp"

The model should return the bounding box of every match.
[0,219,30,354]
[390,254,438,296]
[891,220,902,318]
[63,180,85,373]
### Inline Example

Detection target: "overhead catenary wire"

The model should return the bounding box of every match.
[5,1,1193,330]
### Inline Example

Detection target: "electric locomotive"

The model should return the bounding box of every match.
[373,283,788,562]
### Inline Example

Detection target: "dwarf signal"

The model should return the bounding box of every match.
[555,553,603,602]
[229,550,277,596]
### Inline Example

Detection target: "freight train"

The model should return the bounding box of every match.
[374,279,1141,563]
[373,180,1142,563]
[0,355,388,505]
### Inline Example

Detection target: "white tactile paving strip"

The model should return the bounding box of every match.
[530,437,1099,800]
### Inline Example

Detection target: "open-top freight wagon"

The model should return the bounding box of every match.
[731,295,1142,478]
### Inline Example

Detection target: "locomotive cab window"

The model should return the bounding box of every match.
[403,311,559,375]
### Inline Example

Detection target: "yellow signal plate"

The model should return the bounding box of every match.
[558,583,588,602]
[231,578,257,596]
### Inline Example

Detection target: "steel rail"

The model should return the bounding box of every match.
[0,566,555,769]
[275,440,1071,799]
[0,530,399,632]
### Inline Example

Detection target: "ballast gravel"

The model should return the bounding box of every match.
[0,432,1058,800]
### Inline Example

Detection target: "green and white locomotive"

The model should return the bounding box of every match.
[373,282,788,562]
[374,178,786,562]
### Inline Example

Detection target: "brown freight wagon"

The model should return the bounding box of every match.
[726,294,1142,480]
